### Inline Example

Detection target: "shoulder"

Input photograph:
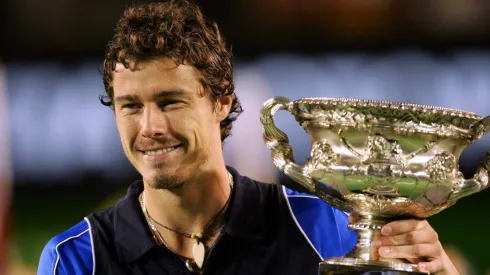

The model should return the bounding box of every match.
[281,186,358,259]
[232,170,284,203]
[37,218,95,275]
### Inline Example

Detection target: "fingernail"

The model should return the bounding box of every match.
[419,263,427,271]
[381,226,392,235]
[371,240,381,248]
[380,247,391,256]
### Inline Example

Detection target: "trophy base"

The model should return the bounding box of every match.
[319,257,429,275]
[317,216,431,275]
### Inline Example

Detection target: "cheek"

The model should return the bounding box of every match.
[168,112,212,143]
[116,117,138,148]
[170,115,198,140]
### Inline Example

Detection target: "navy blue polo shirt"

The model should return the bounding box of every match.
[37,167,357,275]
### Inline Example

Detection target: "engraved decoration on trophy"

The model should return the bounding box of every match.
[260,96,490,274]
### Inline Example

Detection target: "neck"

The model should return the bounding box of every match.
[143,166,232,237]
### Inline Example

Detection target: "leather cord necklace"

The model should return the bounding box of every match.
[140,172,233,273]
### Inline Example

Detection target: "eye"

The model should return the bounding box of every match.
[121,103,141,110]
[159,100,184,109]
[167,100,181,105]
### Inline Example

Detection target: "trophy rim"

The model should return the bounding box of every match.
[296,97,481,120]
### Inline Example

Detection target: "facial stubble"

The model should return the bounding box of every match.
[146,160,186,189]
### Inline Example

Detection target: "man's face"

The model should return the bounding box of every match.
[112,58,229,189]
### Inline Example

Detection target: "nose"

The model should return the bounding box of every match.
[140,105,167,138]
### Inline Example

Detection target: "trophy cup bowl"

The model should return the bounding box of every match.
[260,96,490,275]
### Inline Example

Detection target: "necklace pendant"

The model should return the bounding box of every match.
[185,259,196,273]
[192,240,206,268]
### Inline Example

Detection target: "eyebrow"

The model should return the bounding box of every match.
[154,90,189,100]
[114,90,190,103]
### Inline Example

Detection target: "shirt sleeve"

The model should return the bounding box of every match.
[283,186,358,260]
[37,219,95,275]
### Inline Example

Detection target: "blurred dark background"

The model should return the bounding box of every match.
[1,0,489,274]
[2,0,490,61]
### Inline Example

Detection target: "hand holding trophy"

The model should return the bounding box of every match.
[260,96,490,275]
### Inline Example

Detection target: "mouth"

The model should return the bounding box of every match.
[141,144,182,156]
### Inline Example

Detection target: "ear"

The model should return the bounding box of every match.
[215,93,233,122]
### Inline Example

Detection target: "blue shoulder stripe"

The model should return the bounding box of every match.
[283,186,357,260]
[37,218,95,275]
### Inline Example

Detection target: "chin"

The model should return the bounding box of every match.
[144,171,186,190]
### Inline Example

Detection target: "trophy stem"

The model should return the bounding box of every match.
[319,215,428,275]
[345,215,386,261]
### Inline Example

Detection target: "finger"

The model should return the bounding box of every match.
[417,260,444,274]
[378,243,442,259]
[372,229,439,248]
[381,219,429,236]
[348,213,360,223]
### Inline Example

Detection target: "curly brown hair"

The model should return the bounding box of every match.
[100,0,242,142]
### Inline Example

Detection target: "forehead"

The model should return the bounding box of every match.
[112,58,202,96]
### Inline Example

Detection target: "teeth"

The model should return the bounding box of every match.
[145,147,176,156]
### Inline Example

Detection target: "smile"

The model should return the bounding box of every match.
[143,145,180,156]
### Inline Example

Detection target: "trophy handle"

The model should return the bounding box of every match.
[449,115,490,202]
[469,115,490,140]
[260,96,315,193]
[449,150,490,202]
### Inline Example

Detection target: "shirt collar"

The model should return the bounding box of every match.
[223,166,272,243]
[113,180,157,262]
[113,166,273,262]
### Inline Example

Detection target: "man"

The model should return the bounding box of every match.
[37,1,460,274]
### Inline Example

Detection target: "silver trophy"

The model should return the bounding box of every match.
[260,96,490,275]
